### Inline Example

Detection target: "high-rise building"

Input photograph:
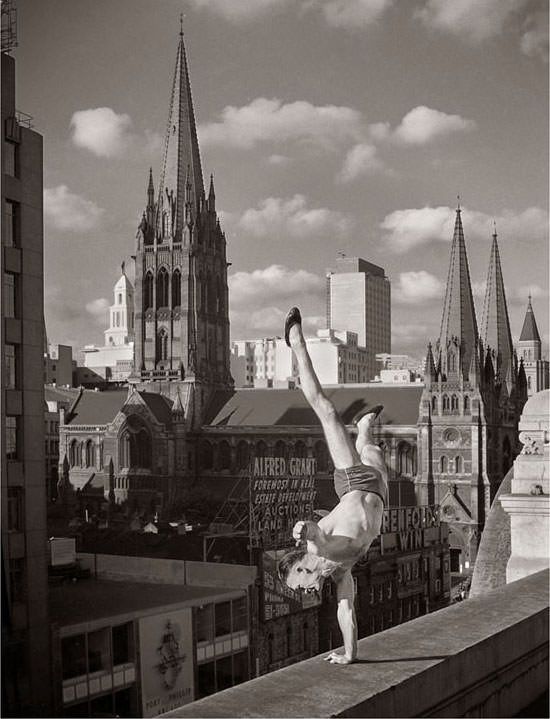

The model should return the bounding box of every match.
[1,15,52,713]
[516,296,549,396]
[417,208,527,573]
[326,256,390,381]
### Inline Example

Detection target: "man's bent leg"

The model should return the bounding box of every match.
[288,319,360,469]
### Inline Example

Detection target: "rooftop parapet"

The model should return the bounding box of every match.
[163,569,548,718]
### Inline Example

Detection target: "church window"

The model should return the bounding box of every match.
[440,456,448,473]
[156,268,169,307]
[69,439,79,467]
[144,272,154,310]
[201,441,213,470]
[172,269,181,308]
[85,440,95,468]
[157,329,168,361]
[256,440,268,457]
[236,441,249,470]
[442,395,450,413]
[314,440,328,473]
[448,353,456,372]
[217,441,231,471]
[451,395,459,412]
[527,376,532,390]
[294,440,307,459]
[463,396,470,412]
[431,396,438,414]
[455,456,462,474]
[398,442,412,476]
[118,293,122,304]
[118,419,152,470]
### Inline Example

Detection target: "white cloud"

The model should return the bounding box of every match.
[267,154,292,166]
[70,107,132,157]
[238,195,354,238]
[44,185,104,232]
[380,205,548,251]
[188,0,288,22]
[337,143,385,182]
[416,0,526,43]
[520,6,549,62]
[306,0,393,29]
[514,284,548,302]
[393,106,476,145]
[199,97,364,150]
[85,298,110,324]
[229,265,324,307]
[394,271,444,304]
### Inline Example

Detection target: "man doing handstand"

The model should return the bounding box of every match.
[277,307,389,665]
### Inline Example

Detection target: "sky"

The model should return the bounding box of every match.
[13,0,549,361]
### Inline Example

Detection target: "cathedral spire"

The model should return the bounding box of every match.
[519,294,541,343]
[479,225,514,381]
[437,205,478,378]
[157,24,204,240]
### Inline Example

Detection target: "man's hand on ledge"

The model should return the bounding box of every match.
[324,651,354,665]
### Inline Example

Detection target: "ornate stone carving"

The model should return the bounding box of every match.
[519,432,542,455]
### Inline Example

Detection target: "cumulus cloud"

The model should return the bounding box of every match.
[229,265,325,339]
[306,0,393,29]
[520,6,549,61]
[393,106,476,145]
[416,0,525,43]
[337,143,386,182]
[44,185,104,232]
[381,205,548,251]
[229,265,325,307]
[188,0,288,22]
[238,195,354,238]
[394,271,445,304]
[70,107,132,157]
[85,298,110,325]
[199,97,364,150]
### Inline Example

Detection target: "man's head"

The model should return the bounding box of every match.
[277,548,326,594]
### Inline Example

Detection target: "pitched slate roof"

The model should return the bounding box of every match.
[65,389,173,426]
[210,384,423,428]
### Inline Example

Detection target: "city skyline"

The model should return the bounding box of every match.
[14,0,549,358]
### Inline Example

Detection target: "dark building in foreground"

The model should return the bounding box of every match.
[1,14,52,715]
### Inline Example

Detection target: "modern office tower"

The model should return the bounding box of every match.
[326,256,391,381]
[1,16,52,715]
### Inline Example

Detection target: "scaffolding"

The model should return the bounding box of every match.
[1,0,18,53]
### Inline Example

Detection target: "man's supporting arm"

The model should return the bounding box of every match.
[325,569,357,664]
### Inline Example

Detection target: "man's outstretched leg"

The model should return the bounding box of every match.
[355,412,388,484]
[285,308,359,470]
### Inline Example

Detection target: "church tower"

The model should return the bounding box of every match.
[516,296,549,396]
[132,25,233,424]
[104,262,134,347]
[417,206,522,574]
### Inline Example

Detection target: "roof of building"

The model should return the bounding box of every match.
[65,389,174,426]
[519,297,542,343]
[45,385,81,405]
[49,577,244,628]
[211,384,423,428]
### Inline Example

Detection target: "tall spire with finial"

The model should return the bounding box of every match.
[156,17,204,240]
[479,223,514,381]
[519,294,542,344]
[437,202,478,377]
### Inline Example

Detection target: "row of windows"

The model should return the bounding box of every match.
[143,269,224,314]
[62,622,134,681]
[432,394,470,414]
[439,456,464,474]
[69,439,102,469]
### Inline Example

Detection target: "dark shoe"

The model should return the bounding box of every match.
[284,307,302,347]
[352,404,384,424]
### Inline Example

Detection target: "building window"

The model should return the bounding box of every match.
[62,634,87,680]
[3,142,18,176]
[4,344,17,388]
[451,395,459,412]
[440,456,448,474]
[157,329,168,362]
[172,269,181,307]
[236,441,249,470]
[442,395,450,413]
[8,558,25,603]
[85,440,96,468]
[5,416,19,460]
[214,601,231,637]
[156,268,169,307]
[455,456,462,474]
[463,395,470,412]
[3,272,17,317]
[431,395,438,414]
[118,293,122,304]
[196,605,214,643]
[7,487,23,531]
[144,272,154,310]
[3,199,18,245]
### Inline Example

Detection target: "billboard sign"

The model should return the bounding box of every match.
[250,456,317,550]
[138,608,194,717]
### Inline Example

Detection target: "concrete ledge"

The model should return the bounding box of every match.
[163,570,549,718]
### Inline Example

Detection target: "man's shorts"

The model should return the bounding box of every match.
[333,464,388,505]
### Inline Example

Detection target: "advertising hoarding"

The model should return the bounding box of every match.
[138,608,194,717]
